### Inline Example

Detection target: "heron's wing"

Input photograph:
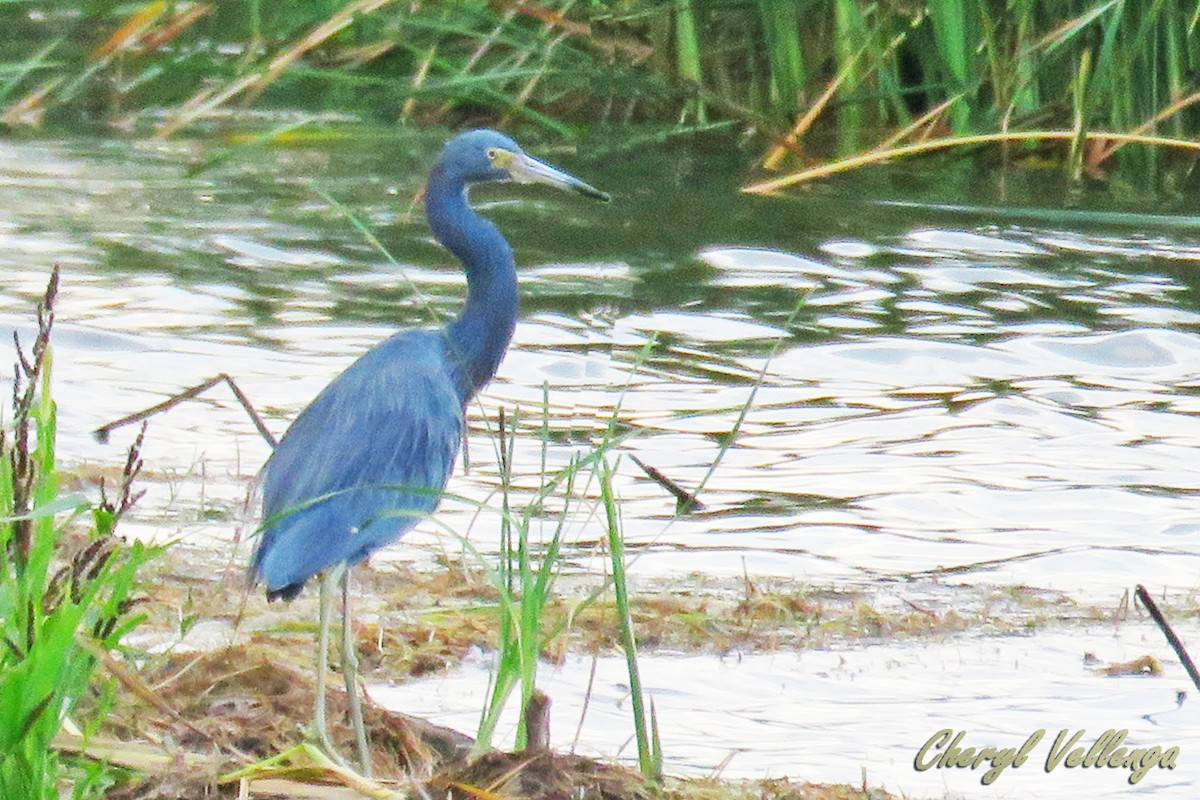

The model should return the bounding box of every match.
[252,330,463,593]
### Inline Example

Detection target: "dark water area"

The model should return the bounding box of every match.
[3,126,1199,796]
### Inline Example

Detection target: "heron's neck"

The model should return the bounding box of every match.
[426,165,518,403]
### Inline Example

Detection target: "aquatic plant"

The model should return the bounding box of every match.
[473,402,581,753]
[749,0,1200,190]
[2,1,1198,187]
[0,269,154,800]
[464,400,661,782]
[598,455,663,784]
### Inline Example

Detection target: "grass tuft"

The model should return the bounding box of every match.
[0,268,155,799]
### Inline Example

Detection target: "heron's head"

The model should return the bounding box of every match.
[438,129,610,202]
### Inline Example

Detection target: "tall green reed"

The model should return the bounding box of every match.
[924,0,976,134]
[756,0,805,118]
[749,0,1200,189]
[674,0,704,122]
[598,455,661,784]
[466,335,671,783]
[832,0,867,154]
[464,398,662,782]
[0,269,154,800]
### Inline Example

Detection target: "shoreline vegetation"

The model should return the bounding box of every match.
[40,535,1177,800]
[1,1,1199,190]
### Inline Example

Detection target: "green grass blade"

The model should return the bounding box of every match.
[599,455,657,783]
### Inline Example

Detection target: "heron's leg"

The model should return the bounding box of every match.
[340,567,372,776]
[316,568,349,766]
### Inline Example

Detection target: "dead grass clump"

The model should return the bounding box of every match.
[357,610,493,678]
[436,749,648,800]
[669,776,900,800]
[105,641,473,780]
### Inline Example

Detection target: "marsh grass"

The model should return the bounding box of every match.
[463,399,643,752]
[472,402,578,753]
[0,269,155,799]
[750,0,1200,189]
[599,455,662,784]
[2,1,1197,186]
[457,356,664,781]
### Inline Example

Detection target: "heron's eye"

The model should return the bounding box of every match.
[486,148,499,162]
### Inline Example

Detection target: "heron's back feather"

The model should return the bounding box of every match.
[251,329,463,596]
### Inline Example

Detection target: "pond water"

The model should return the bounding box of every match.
[3,128,1199,796]
[376,620,1200,799]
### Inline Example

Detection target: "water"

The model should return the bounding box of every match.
[4,129,1199,795]
[376,621,1199,798]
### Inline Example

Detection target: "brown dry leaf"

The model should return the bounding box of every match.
[1094,654,1163,677]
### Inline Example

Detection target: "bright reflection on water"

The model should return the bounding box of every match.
[376,620,1200,797]
[3,131,1200,793]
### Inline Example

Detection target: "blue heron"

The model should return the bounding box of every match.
[249,130,608,773]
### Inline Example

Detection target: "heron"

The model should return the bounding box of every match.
[249,130,609,774]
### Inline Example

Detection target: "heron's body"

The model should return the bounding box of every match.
[243,129,606,771]
[252,329,464,598]
[250,129,605,601]
[251,132,526,599]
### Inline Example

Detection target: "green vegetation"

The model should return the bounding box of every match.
[599,456,662,785]
[456,334,658,767]
[472,404,582,753]
[751,0,1200,190]
[469,397,658,778]
[1,1,1198,187]
[0,270,154,800]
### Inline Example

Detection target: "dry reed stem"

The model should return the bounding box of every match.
[1094,87,1200,164]
[156,0,396,136]
[762,48,863,171]
[90,1,168,60]
[873,94,960,152]
[744,130,1200,193]
[762,32,906,171]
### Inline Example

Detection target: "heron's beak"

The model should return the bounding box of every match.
[508,152,611,202]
